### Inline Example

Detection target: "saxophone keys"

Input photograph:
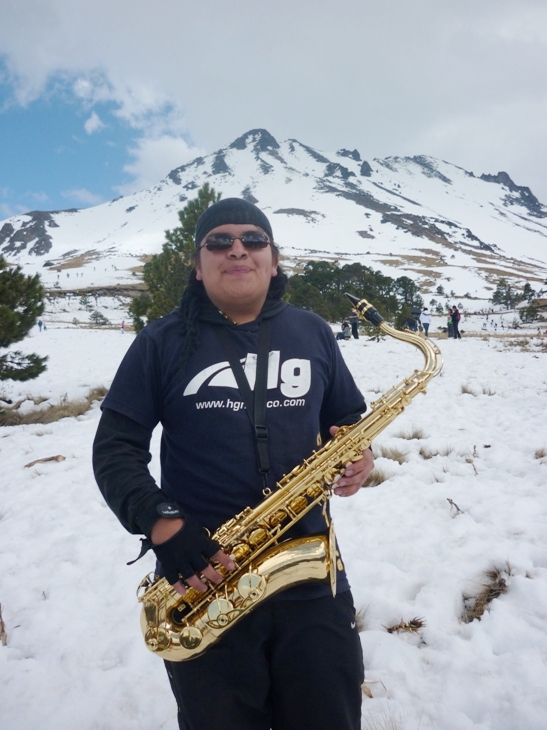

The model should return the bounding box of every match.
[306,484,323,498]
[269,509,287,526]
[145,628,171,652]
[248,528,268,547]
[207,598,234,624]
[232,543,251,561]
[179,626,203,650]
[289,496,308,513]
[237,573,267,601]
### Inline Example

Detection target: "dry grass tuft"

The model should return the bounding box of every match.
[355,606,367,633]
[482,386,496,396]
[396,426,427,441]
[0,603,7,646]
[362,706,407,728]
[462,564,510,623]
[535,447,546,460]
[377,445,408,464]
[362,467,391,488]
[419,445,453,460]
[0,386,108,426]
[361,707,424,730]
[384,617,426,635]
[461,384,477,396]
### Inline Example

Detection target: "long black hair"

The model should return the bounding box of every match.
[178,245,288,368]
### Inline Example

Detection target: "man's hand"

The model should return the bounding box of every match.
[329,426,374,497]
[151,516,235,596]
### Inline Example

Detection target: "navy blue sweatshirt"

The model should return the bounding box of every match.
[93,302,366,598]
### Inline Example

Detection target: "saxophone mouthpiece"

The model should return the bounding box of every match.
[345,293,384,327]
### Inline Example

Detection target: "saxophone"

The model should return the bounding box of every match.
[137,294,443,661]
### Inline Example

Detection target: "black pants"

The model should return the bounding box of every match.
[165,591,364,730]
[453,322,461,339]
[351,322,359,339]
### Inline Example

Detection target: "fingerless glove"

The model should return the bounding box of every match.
[151,514,221,584]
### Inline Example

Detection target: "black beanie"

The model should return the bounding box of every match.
[194,198,274,247]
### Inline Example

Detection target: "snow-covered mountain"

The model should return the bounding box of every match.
[2,129,547,303]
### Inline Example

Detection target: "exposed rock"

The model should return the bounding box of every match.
[229,129,280,152]
[357,230,375,239]
[380,211,495,252]
[360,161,373,177]
[273,208,325,222]
[0,222,15,246]
[125,206,137,213]
[480,171,546,217]
[241,187,259,204]
[371,182,422,207]
[0,212,57,256]
[324,163,355,180]
[259,159,274,175]
[337,148,361,162]
[167,157,205,185]
[211,152,231,175]
[411,156,452,184]
[317,181,395,215]
[289,140,330,164]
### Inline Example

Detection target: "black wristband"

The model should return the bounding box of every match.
[156,502,184,519]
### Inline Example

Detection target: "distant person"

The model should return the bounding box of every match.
[121,320,125,334]
[336,321,351,340]
[447,313,454,338]
[402,315,418,332]
[420,308,431,338]
[451,306,461,339]
[348,313,360,339]
[38,320,43,332]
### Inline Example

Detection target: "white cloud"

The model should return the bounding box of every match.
[30,191,50,202]
[0,0,546,198]
[84,111,104,134]
[0,202,15,219]
[61,188,103,206]
[115,135,205,195]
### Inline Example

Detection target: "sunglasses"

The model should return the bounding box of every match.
[199,232,271,252]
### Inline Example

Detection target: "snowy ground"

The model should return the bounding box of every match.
[1,322,547,730]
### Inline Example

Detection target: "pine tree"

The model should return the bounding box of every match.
[129,183,221,332]
[0,257,48,381]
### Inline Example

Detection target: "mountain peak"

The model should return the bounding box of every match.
[229,129,280,152]
[481,171,546,217]
[337,148,361,162]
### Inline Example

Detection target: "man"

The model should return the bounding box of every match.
[451,305,461,339]
[93,198,374,730]
[348,312,360,339]
[420,307,431,337]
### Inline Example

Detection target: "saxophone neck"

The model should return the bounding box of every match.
[345,293,443,379]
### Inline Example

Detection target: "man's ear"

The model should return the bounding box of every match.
[195,263,202,281]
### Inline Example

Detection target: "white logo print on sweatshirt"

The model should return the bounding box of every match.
[183,351,311,398]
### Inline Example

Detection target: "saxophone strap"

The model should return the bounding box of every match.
[214,319,272,485]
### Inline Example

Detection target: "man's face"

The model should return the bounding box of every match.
[195,223,278,316]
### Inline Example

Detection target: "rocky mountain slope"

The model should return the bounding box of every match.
[1,129,546,305]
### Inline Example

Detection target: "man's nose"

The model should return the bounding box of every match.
[228,239,248,257]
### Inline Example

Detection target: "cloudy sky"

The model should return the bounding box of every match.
[1,0,546,218]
